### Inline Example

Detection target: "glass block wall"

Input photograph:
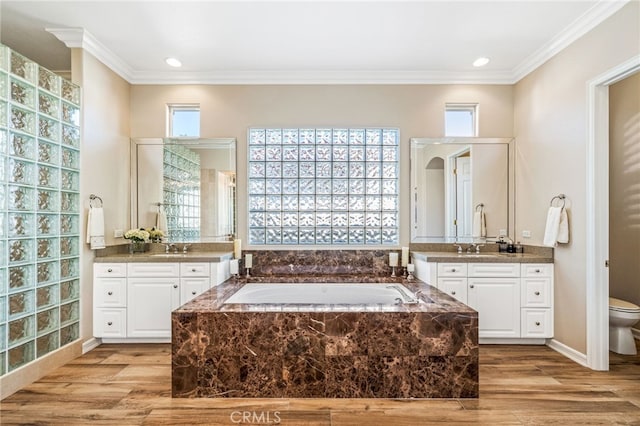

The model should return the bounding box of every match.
[0,44,81,377]
[248,128,399,245]
[163,144,200,242]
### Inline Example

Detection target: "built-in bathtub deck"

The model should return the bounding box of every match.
[172,276,478,398]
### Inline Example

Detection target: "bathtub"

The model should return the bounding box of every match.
[223,283,421,305]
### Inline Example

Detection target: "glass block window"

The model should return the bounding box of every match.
[163,144,200,241]
[248,128,399,245]
[0,44,81,377]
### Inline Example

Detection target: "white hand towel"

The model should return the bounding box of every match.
[472,211,486,237]
[557,208,569,244]
[543,206,562,247]
[156,208,168,234]
[86,207,106,249]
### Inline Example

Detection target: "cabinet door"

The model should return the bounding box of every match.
[521,309,553,338]
[181,277,209,304]
[437,277,468,304]
[127,278,180,338]
[94,277,127,307]
[468,277,521,338]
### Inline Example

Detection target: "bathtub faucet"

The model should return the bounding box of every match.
[386,285,421,305]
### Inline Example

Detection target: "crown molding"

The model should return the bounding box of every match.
[127,69,515,85]
[512,0,630,82]
[46,0,630,86]
[46,27,134,82]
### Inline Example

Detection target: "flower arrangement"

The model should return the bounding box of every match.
[146,227,164,242]
[124,228,150,242]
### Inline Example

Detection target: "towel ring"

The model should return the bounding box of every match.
[89,194,103,208]
[550,194,566,208]
[475,203,485,212]
[156,202,163,212]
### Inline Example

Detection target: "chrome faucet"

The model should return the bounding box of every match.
[475,244,484,253]
[453,244,463,254]
[182,244,191,253]
[466,243,476,253]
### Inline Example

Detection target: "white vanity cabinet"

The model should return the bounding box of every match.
[127,263,181,338]
[467,263,521,338]
[93,259,229,342]
[180,263,211,305]
[93,263,128,338]
[416,257,554,343]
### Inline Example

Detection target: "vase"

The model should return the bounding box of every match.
[129,241,146,254]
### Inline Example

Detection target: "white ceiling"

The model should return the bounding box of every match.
[0,1,630,84]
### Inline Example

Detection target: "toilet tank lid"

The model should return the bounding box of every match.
[610,297,640,311]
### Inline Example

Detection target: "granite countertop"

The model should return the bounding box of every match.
[94,251,233,263]
[175,277,475,314]
[411,251,554,263]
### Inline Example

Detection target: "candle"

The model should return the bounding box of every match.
[230,259,239,275]
[401,247,409,267]
[245,254,253,269]
[407,263,415,273]
[389,252,398,267]
[233,239,242,259]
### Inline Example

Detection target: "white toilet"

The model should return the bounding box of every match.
[609,297,640,355]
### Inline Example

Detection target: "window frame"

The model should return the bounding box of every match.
[445,103,478,137]
[167,103,201,138]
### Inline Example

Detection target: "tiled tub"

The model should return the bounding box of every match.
[172,276,478,398]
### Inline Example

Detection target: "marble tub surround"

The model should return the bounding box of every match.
[239,250,396,276]
[172,278,478,398]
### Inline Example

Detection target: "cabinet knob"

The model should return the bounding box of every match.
[173,284,178,288]
[107,291,113,296]
[107,268,113,272]
[192,291,197,295]
[535,269,541,273]
[191,268,197,272]
[535,321,541,326]
[534,291,540,296]
[469,285,475,289]
[451,291,456,295]
[451,268,456,272]
[107,321,113,326]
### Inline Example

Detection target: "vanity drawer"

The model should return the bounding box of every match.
[94,278,127,307]
[437,277,468,304]
[180,263,210,277]
[521,263,553,278]
[521,308,553,338]
[468,263,520,278]
[94,263,126,277]
[437,263,467,277]
[522,277,552,307]
[94,308,127,338]
[127,262,179,277]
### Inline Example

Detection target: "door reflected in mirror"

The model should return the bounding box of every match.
[411,137,514,243]
[131,138,236,242]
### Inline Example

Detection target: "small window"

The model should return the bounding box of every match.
[445,104,477,137]
[168,104,200,137]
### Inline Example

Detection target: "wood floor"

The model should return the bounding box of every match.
[2,342,640,425]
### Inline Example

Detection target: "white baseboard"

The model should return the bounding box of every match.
[547,338,588,367]
[82,337,101,354]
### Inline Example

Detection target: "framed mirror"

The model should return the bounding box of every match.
[410,137,514,243]
[131,137,237,242]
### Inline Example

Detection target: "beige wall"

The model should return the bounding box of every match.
[77,50,131,343]
[609,71,640,309]
[130,84,514,245]
[514,2,640,353]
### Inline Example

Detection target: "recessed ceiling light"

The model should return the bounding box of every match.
[165,57,182,68]
[473,57,490,67]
